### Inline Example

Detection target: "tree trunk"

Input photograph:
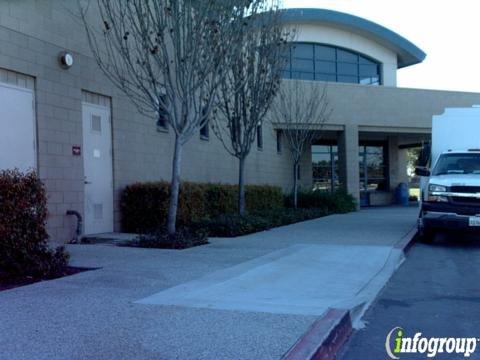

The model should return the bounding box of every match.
[293,162,298,209]
[238,156,246,216]
[167,136,183,236]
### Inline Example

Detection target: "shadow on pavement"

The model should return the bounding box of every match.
[429,231,480,249]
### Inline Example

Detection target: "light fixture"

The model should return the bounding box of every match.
[59,51,74,69]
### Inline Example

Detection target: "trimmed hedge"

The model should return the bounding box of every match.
[0,169,69,279]
[121,182,283,233]
[285,189,356,213]
[194,207,330,237]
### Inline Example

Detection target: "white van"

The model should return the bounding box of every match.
[416,106,480,241]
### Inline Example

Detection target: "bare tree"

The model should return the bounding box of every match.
[270,80,331,208]
[79,0,239,235]
[211,1,291,215]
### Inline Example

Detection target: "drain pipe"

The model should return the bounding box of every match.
[66,210,82,244]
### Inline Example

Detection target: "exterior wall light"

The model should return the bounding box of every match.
[59,51,74,69]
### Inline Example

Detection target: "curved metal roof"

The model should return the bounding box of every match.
[280,8,426,68]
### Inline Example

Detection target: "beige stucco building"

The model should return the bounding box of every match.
[1,3,480,244]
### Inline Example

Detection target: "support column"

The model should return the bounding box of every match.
[388,136,409,192]
[338,125,360,209]
[299,147,313,189]
[388,136,399,192]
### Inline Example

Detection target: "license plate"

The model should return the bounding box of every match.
[469,217,480,226]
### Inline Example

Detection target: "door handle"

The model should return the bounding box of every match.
[84,180,92,184]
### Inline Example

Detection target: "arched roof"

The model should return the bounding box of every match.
[280,8,426,68]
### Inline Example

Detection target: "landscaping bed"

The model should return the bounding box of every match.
[120,207,330,249]
[197,189,356,237]
[0,267,95,292]
[119,184,357,249]
[120,227,209,250]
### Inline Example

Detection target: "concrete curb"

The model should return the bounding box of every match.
[282,228,418,360]
[282,308,352,360]
[394,226,418,254]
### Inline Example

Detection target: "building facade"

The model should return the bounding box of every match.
[1,3,480,244]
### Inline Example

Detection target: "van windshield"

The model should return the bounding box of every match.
[432,153,480,176]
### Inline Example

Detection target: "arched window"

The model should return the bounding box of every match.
[281,43,381,85]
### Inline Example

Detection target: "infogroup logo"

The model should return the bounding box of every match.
[385,327,479,359]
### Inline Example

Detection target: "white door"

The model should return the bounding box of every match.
[82,102,113,235]
[0,83,36,172]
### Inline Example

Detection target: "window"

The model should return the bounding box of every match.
[200,107,209,140]
[200,122,209,140]
[315,45,335,61]
[432,153,480,176]
[312,143,388,192]
[359,144,387,191]
[282,43,381,85]
[257,125,263,150]
[91,115,102,133]
[276,130,282,153]
[157,95,168,131]
[312,145,339,191]
[337,49,358,62]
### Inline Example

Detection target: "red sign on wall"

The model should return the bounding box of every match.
[72,145,81,156]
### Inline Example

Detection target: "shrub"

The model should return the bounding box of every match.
[285,189,356,213]
[121,182,170,233]
[121,181,284,233]
[196,214,271,237]
[202,183,237,218]
[246,185,284,213]
[176,182,207,225]
[0,169,69,279]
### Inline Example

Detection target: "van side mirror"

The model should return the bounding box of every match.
[417,143,431,167]
[415,166,430,177]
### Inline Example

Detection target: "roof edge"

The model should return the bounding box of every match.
[279,8,426,68]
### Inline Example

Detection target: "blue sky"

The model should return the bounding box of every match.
[282,0,480,93]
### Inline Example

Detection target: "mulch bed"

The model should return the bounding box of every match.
[0,266,95,292]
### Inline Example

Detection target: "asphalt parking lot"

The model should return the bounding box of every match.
[340,232,480,359]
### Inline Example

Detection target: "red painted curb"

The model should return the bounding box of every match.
[394,226,418,253]
[282,308,353,360]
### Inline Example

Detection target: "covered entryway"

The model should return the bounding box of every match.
[82,96,113,235]
[306,126,430,206]
[0,81,36,172]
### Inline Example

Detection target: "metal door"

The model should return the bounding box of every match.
[82,102,113,234]
[0,83,35,172]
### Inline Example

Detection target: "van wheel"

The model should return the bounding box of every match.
[418,227,435,243]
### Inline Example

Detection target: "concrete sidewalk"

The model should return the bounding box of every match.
[0,207,417,360]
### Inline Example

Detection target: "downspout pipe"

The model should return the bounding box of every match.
[66,210,82,244]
